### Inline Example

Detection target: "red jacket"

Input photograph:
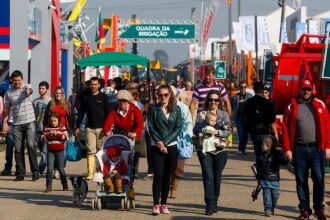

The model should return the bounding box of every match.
[103,103,144,140]
[102,159,127,176]
[282,97,330,152]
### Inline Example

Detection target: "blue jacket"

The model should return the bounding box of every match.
[232,91,253,121]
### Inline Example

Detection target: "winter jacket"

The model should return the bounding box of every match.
[103,158,127,176]
[103,103,144,141]
[282,97,330,152]
[147,103,183,146]
[256,148,288,181]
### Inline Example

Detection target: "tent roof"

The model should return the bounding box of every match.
[77,52,149,68]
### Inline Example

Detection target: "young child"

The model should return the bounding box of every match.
[193,112,227,154]
[103,146,127,194]
[255,136,288,217]
[42,112,69,193]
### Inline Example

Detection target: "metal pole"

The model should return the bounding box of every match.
[237,0,241,83]
[228,1,233,96]
[279,0,286,43]
[191,7,196,83]
[255,15,259,81]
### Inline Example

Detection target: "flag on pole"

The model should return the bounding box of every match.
[95,7,105,52]
[292,0,302,10]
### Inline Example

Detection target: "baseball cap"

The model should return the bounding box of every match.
[300,79,313,89]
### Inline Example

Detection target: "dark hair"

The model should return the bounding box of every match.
[10,70,23,79]
[239,80,247,86]
[204,90,222,111]
[253,81,264,93]
[152,82,162,102]
[89,77,99,83]
[49,112,62,127]
[99,78,105,89]
[39,81,49,90]
[157,84,176,113]
[205,65,215,74]
[107,79,115,87]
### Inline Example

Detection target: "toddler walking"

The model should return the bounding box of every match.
[42,112,69,193]
[255,136,288,217]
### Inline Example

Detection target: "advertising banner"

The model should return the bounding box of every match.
[201,0,220,52]
[232,22,243,54]
[257,16,270,50]
[239,16,255,52]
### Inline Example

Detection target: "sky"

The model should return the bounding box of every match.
[62,0,330,67]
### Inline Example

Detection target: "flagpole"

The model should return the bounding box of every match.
[228,0,233,96]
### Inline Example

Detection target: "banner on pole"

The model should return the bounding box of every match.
[239,16,255,52]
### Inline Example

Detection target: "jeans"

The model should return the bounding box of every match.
[13,122,39,176]
[263,187,279,212]
[151,145,178,205]
[3,124,14,171]
[236,118,248,153]
[46,150,66,186]
[293,145,325,211]
[145,132,154,174]
[37,132,47,173]
[197,150,228,212]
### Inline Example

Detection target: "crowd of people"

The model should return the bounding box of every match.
[0,67,329,220]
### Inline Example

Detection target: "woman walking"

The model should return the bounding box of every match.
[193,90,231,215]
[148,85,183,215]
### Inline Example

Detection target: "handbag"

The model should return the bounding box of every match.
[66,132,82,162]
[177,130,193,159]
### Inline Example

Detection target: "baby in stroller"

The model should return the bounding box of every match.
[102,146,127,194]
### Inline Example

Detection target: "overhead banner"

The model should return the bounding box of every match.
[239,16,255,52]
[257,16,270,50]
[201,0,220,52]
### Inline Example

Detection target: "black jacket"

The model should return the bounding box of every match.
[147,104,183,146]
[256,148,288,181]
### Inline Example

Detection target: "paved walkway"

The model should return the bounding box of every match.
[0,139,329,220]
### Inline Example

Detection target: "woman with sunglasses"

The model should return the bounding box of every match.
[193,90,231,215]
[148,84,183,215]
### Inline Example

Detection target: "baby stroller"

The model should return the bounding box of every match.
[91,134,136,211]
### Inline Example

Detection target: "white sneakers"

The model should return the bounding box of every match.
[152,204,170,215]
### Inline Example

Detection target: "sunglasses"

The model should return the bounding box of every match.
[208,98,219,103]
[303,88,312,92]
[240,86,246,89]
[264,91,269,94]
[158,93,170,98]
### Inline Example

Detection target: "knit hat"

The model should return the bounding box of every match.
[300,79,313,89]
[116,90,133,101]
[106,146,122,158]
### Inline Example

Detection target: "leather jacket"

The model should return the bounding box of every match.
[147,103,183,146]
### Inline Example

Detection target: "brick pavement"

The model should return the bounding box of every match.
[0,141,329,220]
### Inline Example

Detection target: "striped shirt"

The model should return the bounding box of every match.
[192,81,229,111]
[4,85,35,125]
[42,126,69,151]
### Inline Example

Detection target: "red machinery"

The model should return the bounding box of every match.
[271,34,330,114]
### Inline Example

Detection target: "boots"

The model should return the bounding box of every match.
[86,155,95,180]
[103,174,114,193]
[114,173,123,194]
[44,185,52,193]
[170,175,180,199]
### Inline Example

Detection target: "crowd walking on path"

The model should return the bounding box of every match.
[0,68,329,220]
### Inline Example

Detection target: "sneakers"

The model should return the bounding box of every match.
[152,205,160,215]
[161,204,170,214]
[264,210,272,217]
[142,174,154,181]
[315,210,326,220]
[298,210,311,220]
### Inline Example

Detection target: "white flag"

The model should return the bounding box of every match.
[232,22,243,54]
[239,16,256,51]
[201,0,220,52]
[292,0,301,10]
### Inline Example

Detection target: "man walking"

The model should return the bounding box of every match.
[282,79,330,220]
[232,80,253,155]
[243,82,278,159]
[189,66,232,122]
[75,77,110,180]
[2,70,39,181]
[33,81,51,174]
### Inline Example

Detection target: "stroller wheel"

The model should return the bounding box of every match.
[120,198,126,210]
[131,199,136,209]
[91,198,95,210]
[96,197,102,210]
[126,199,131,211]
